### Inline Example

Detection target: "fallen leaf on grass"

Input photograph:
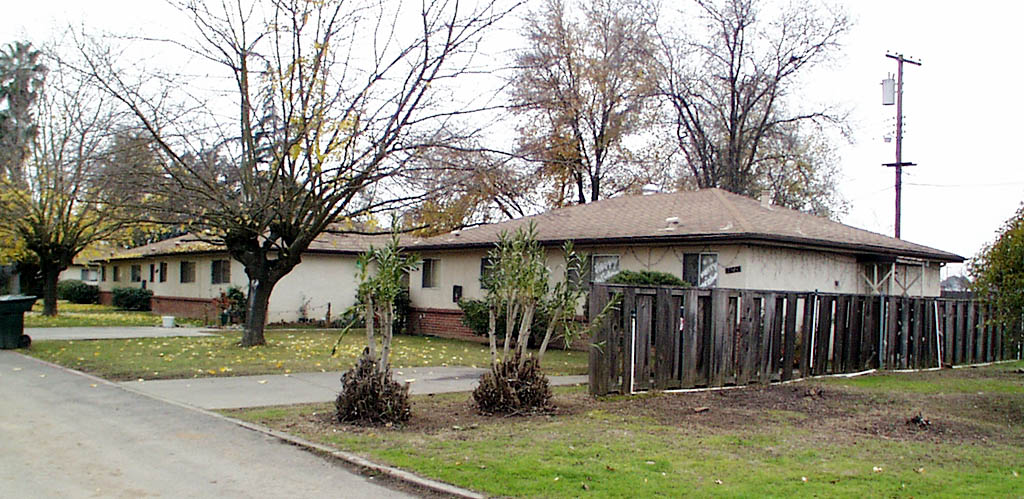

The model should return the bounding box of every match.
[801,477,807,482]
[693,406,710,413]
[872,466,883,473]
[714,479,723,485]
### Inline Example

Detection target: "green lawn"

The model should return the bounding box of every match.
[228,360,1024,497]
[25,330,588,380]
[25,301,203,328]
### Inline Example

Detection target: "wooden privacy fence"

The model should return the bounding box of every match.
[587,284,1022,396]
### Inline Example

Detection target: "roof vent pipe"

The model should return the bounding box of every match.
[642,184,660,195]
[760,192,771,208]
[665,216,680,225]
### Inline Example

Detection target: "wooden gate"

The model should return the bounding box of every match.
[588,284,1019,396]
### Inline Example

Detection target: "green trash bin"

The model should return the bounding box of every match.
[0,295,36,349]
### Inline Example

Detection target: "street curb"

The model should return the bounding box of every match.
[15,353,486,499]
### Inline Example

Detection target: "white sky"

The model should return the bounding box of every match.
[4,1,1022,279]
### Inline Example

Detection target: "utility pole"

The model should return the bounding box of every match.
[882,52,921,239]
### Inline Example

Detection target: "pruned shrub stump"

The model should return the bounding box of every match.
[336,351,411,425]
[473,354,552,415]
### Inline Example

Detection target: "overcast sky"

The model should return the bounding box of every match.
[4,1,1021,278]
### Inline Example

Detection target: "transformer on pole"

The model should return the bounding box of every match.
[882,52,921,239]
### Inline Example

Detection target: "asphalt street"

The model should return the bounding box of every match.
[0,351,414,498]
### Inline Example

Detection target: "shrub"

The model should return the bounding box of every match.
[458,299,552,348]
[472,353,552,415]
[336,350,411,425]
[57,279,99,304]
[111,287,153,311]
[608,269,688,286]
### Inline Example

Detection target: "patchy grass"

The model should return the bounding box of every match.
[24,301,204,328]
[227,362,1024,497]
[25,330,587,380]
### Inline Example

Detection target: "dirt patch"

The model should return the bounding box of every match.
[266,368,1023,449]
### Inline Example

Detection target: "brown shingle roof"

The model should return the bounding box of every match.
[407,188,963,263]
[103,232,396,262]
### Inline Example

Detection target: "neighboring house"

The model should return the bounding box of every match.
[404,188,964,341]
[95,233,390,323]
[58,258,101,285]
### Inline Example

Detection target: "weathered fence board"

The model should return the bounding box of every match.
[588,284,1022,396]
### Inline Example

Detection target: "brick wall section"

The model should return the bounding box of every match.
[409,307,590,351]
[151,296,220,321]
[100,291,215,320]
[409,307,485,343]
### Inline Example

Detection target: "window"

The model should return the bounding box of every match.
[159,262,167,283]
[683,252,718,288]
[422,258,439,288]
[211,260,231,284]
[479,257,495,284]
[101,266,107,282]
[80,268,98,282]
[112,266,121,282]
[591,255,620,283]
[130,264,142,282]
[180,261,196,283]
[149,264,155,283]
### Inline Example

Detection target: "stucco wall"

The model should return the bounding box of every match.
[407,243,945,313]
[98,253,361,323]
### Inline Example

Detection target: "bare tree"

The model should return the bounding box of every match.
[77,0,517,346]
[512,0,657,206]
[655,0,849,200]
[0,56,130,315]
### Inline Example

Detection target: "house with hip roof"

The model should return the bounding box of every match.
[403,188,963,341]
[93,232,390,323]
[83,188,963,334]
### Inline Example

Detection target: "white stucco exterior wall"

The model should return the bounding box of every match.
[407,243,945,312]
[98,253,361,323]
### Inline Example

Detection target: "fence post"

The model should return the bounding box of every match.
[588,286,609,396]
[782,293,798,381]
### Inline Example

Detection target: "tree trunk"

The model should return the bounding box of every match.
[379,304,393,374]
[517,303,536,368]
[536,310,562,366]
[365,293,376,358]
[41,262,61,317]
[502,301,519,361]
[487,302,498,366]
[242,279,275,346]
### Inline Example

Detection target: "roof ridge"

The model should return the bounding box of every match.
[711,188,753,232]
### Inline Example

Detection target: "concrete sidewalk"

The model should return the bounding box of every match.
[26,326,217,341]
[122,367,588,409]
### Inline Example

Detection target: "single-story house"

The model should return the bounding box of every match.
[81,188,963,337]
[94,232,389,323]
[403,188,963,341]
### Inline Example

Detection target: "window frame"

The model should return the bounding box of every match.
[211,259,231,285]
[591,254,620,283]
[421,258,440,289]
[159,262,167,283]
[180,261,196,284]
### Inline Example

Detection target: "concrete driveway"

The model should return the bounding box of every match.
[25,326,218,341]
[0,351,413,498]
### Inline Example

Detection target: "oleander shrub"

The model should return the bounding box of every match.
[57,279,99,304]
[336,350,411,425]
[472,353,552,415]
[458,299,551,348]
[111,287,153,311]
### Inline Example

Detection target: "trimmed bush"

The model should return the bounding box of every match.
[336,350,411,425]
[458,299,552,348]
[111,287,153,311]
[473,353,552,415]
[57,279,100,304]
[608,269,688,286]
